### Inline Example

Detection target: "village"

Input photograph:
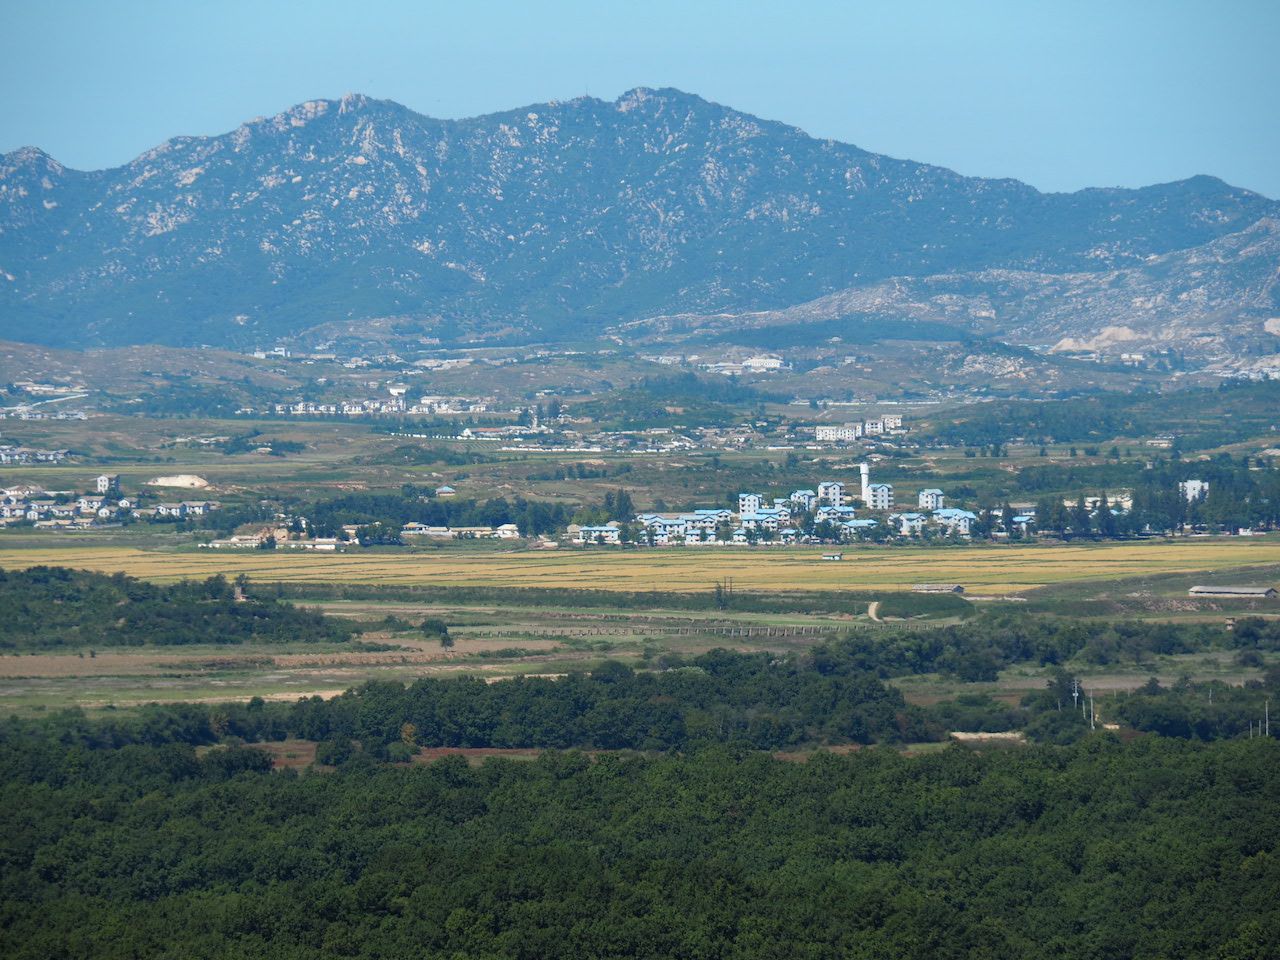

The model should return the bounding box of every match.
[0,474,219,530]
[0,455,1236,550]
[569,462,984,546]
[566,467,1232,548]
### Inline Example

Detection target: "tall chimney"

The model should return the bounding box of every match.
[860,462,870,504]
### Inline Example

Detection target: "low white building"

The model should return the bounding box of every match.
[891,512,927,536]
[576,524,621,544]
[815,505,857,524]
[842,518,879,538]
[739,509,785,532]
[933,508,977,536]
[402,523,456,538]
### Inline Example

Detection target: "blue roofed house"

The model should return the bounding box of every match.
[890,512,927,536]
[933,508,978,536]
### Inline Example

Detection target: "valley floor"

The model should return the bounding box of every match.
[3,537,1279,594]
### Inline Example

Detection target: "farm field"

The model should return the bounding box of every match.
[0,598,851,712]
[3,538,1280,594]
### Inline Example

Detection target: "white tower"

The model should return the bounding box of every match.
[860,463,871,504]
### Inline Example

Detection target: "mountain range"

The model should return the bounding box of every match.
[2,88,1277,362]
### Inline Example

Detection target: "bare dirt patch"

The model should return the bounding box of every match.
[410,746,548,765]
[250,739,319,771]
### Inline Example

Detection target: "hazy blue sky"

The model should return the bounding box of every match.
[3,0,1277,196]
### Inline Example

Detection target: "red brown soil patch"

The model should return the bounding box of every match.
[410,746,546,764]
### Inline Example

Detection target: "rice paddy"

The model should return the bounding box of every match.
[4,538,1279,595]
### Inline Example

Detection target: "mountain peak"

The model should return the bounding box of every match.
[338,92,375,114]
[1,145,63,173]
[614,86,719,114]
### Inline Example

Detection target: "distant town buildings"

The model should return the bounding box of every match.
[0,475,218,530]
[0,444,69,464]
[812,415,905,444]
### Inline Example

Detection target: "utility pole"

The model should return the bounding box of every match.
[1266,698,1270,738]
[1072,678,1080,714]
[1089,689,1096,731]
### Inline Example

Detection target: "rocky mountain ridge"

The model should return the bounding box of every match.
[1,88,1276,356]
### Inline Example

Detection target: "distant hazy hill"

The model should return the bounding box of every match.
[1,88,1276,351]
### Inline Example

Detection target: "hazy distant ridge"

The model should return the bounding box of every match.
[1,88,1275,349]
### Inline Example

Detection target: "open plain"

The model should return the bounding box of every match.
[4,538,1279,595]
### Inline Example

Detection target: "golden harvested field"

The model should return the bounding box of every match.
[3,539,1280,594]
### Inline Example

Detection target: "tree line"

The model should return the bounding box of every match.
[0,567,353,650]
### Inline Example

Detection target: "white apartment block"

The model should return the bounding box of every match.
[866,483,895,510]
[918,489,944,510]
[817,481,846,507]
[815,423,862,442]
[789,489,817,511]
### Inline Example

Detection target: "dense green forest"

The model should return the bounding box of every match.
[20,651,929,752]
[570,372,783,429]
[299,487,575,541]
[0,567,353,649]
[1,713,1276,959]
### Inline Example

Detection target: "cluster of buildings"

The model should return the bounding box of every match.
[0,443,69,464]
[570,465,978,546]
[700,356,787,375]
[203,529,340,551]
[401,522,523,540]
[271,397,407,417]
[638,353,787,375]
[0,408,86,421]
[138,499,220,521]
[1,475,131,529]
[267,390,509,418]
[0,474,219,530]
[813,415,904,442]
